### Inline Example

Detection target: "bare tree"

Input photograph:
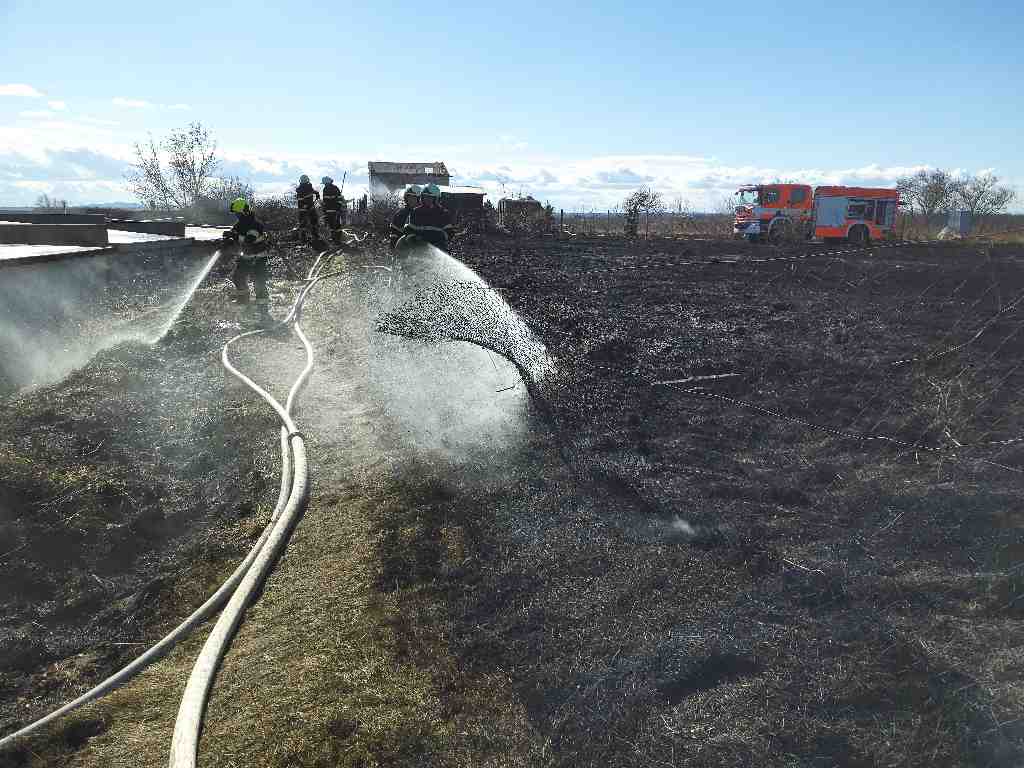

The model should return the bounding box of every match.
[125,122,220,210]
[897,169,957,220]
[623,186,664,238]
[671,195,692,234]
[951,173,1016,218]
[35,193,68,211]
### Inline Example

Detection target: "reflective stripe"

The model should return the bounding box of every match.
[409,224,448,233]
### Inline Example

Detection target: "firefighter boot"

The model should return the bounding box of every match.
[256,300,274,329]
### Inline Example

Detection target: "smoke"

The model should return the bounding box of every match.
[0,248,219,394]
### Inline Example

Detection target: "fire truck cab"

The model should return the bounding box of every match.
[733,183,813,242]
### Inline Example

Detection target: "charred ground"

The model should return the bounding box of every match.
[2,235,1023,767]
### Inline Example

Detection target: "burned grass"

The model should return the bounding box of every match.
[3,235,1024,766]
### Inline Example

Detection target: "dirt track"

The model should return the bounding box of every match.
[2,235,1023,767]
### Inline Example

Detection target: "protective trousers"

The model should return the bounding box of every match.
[232,257,270,307]
[298,207,319,241]
[324,207,344,241]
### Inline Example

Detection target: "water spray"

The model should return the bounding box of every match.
[148,249,223,344]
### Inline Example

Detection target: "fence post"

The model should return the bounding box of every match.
[559,209,564,237]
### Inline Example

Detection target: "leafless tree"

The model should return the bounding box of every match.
[35,193,68,211]
[623,186,664,238]
[951,173,1016,218]
[125,122,220,210]
[897,169,957,219]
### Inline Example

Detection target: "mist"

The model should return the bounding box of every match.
[0,250,218,394]
[306,244,553,466]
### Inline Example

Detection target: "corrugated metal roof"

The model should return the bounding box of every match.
[368,161,449,176]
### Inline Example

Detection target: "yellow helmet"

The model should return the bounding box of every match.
[229,197,250,215]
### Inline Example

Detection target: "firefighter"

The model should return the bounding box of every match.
[321,176,346,243]
[295,174,320,243]
[221,197,273,325]
[389,184,421,250]
[404,184,456,251]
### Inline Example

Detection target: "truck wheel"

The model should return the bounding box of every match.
[848,225,869,247]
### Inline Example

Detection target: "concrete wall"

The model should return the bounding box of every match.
[0,223,109,247]
[0,213,106,225]
[108,219,186,236]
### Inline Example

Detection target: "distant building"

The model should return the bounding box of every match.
[368,161,449,198]
[499,196,546,229]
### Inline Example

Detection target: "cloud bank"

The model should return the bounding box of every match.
[0,118,1019,211]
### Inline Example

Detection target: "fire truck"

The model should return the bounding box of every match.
[733,184,900,245]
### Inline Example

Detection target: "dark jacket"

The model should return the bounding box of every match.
[226,213,268,256]
[390,205,415,235]
[296,181,319,210]
[322,183,343,211]
[406,204,455,249]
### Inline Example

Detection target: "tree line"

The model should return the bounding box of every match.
[895,169,1015,221]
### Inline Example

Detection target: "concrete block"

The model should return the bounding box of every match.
[0,223,109,247]
[107,219,186,236]
[0,213,106,225]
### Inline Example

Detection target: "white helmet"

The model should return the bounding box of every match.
[299,174,310,184]
[322,176,333,185]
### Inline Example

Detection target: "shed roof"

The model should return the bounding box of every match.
[368,161,449,176]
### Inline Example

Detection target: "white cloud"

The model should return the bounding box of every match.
[19,110,57,119]
[0,83,44,98]
[78,116,121,127]
[2,128,1020,212]
[111,97,190,111]
[48,100,67,110]
[112,97,152,108]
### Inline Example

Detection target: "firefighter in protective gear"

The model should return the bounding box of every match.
[321,176,345,243]
[404,183,456,251]
[222,198,272,324]
[389,184,421,250]
[295,174,320,242]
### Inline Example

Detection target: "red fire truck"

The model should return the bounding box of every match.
[733,184,900,245]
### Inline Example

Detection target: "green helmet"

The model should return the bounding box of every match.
[421,183,440,199]
[229,197,250,215]
[405,184,423,200]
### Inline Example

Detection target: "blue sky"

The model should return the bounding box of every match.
[1,0,1021,210]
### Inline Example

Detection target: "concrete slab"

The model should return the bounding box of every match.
[108,229,182,244]
[0,243,110,261]
[0,213,106,225]
[0,222,109,247]
[185,226,230,241]
[108,219,186,236]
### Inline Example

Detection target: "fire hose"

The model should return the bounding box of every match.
[0,235,364,761]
